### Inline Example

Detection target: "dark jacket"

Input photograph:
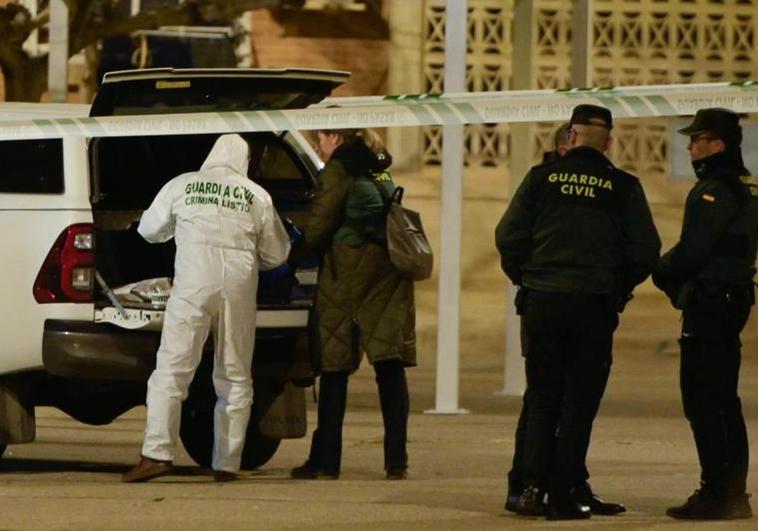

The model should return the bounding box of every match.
[653,151,758,304]
[289,138,416,372]
[495,146,661,299]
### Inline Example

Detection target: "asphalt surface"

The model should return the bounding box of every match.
[2,168,758,529]
[2,311,758,531]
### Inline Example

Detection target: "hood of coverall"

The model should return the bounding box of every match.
[201,134,251,176]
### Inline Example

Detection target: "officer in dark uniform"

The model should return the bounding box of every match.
[496,104,661,520]
[505,122,572,512]
[505,121,626,518]
[653,108,758,520]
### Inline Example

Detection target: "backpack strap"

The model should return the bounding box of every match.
[371,179,390,207]
[338,177,393,246]
[372,179,403,209]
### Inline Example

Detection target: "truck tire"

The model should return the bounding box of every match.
[180,392,281,470]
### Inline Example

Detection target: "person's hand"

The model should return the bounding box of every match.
[260,263,297,290]
[282,218,302,243]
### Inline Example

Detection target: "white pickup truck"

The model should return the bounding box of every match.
[0,67,347,468]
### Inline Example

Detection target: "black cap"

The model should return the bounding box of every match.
[678,108,741,145]
[570,104,613,129]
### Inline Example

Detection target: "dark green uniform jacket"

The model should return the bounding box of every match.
[495,146,661,299]
[290,138,416,373]
[653,151,758,304]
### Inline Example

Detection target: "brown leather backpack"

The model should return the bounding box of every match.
[374,184,434,281]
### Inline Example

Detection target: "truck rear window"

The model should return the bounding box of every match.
[0,139,64,194]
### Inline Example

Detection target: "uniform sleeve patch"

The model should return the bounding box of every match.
[701,193,716,202]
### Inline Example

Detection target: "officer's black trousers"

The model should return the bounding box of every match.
[306,359,409,475]
[680,285,753,497]
[520,290,616,503]
[508,386,596,493]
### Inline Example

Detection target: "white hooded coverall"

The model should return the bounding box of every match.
[137,134,290,472]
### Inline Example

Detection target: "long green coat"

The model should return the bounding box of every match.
[291,139,416,373]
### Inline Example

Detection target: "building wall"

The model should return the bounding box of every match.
[422,0,758,175]
[250,9,389,98]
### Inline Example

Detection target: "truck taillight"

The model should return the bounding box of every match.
[33,224,95,303]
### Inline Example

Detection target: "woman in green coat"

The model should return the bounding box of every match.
[289,128,416,480]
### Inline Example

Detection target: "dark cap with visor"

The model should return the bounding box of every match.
[678,108,742,146]
[569,104,613,129]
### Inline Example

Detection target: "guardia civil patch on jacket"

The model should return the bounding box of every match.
[701,193,716,202]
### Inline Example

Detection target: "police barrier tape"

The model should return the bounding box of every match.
[0,81,757,141]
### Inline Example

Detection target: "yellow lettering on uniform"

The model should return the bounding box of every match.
[588,176,598,186]
[561,184,570,194]
[580,175,588,184]
[602,180,613,190]
[568,174,578,183]
[548,173,558,182]
[740,175,758,196]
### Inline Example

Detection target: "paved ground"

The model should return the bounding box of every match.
[2,166,757,529]
[2,300,757,530]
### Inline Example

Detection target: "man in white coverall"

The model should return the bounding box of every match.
[122,134,290,483]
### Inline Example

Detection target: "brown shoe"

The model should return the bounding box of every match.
[290,462,339,480]
[213,470,238,482]
[122,456,173,483]
[386,468,407,480]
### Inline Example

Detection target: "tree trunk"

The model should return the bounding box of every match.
[0,53,47,102]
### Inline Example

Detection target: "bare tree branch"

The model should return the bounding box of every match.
[0,0,297,101]
[31,7,50,31]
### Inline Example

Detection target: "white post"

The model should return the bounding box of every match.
[48,0,69,103]
[497,0,594,397]
[571,0,593,86]
[131,0,141,16]
[426,0,468,415]
[386,0,424,171]
[496,0,537,397]
[236,12,255,67]
[21,0,40,56]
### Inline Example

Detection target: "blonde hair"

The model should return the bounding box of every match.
[572,124,611,152]
[318,128,386,155]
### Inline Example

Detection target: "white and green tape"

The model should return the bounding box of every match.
[0,81,756,141]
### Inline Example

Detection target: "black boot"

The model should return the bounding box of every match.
[571,482,626,515]
[666,488,749,520]
[513,486,546,516]
[504,482,523,513]
[724,493,753,519]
